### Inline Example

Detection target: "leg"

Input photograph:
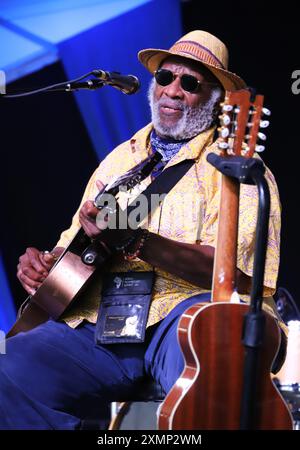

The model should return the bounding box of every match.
[145,293,210,393]
[0,320,146,430]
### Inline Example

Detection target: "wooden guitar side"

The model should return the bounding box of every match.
[158,302,293,429]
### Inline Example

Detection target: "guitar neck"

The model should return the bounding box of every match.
[210,89,265,303]
[211,174,240,302]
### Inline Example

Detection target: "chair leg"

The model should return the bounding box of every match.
[109,402,132,430]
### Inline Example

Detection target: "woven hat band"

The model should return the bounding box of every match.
[170,40,226,70]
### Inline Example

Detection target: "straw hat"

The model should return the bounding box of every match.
[138,30,246,91]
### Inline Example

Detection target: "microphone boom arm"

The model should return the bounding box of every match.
[1,69,140,98]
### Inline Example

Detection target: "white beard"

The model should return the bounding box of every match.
[148,79,222,140]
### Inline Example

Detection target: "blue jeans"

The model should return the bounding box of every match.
[0,293,210,429]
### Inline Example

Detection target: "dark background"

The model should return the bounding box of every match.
[0,0,298,309]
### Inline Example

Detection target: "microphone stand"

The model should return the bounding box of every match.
[51,79,105,92]
[1,70,139,98]
[207,153,271,429]
[0,73,105,99]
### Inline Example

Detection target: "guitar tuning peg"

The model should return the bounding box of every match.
[222,104,233,112]
[260,120,270,128]
[220,127,229,138]
[255,145,265,152]
[218,142,229,150]
[258,132,267,141]
[221,114,231,126]
[241,144,250,156]
[234,107,240,113]
[262,107,271,116]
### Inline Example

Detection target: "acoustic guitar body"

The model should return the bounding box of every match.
[7,250,96,337]
[158,302,293,430]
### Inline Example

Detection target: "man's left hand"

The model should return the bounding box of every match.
[79,180,135,249]
[79,200,102,239]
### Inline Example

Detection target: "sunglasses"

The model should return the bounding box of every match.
[154,68,218,93]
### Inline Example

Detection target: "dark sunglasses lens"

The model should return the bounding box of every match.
[155,69,174,86]
[181,74,199,92]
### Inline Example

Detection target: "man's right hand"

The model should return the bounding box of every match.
[17,247,62,295]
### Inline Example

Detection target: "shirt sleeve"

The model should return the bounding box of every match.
[199,152,281,296]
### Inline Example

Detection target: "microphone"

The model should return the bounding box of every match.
[92,69,140,95]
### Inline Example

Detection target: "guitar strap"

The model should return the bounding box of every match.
[125,157,195,225]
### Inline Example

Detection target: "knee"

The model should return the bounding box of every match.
[0,329,44,380]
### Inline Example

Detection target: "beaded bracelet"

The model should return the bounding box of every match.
[114,231,141,252]
[123,229,150,261]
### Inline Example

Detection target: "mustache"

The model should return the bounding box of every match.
[156,98,185,111]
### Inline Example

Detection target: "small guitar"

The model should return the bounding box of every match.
[7,152,162,337]
[158,89,293,429]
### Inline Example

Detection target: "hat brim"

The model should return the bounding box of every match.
[138,48,247,91]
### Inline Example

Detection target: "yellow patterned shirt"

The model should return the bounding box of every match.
[56,123,282,329]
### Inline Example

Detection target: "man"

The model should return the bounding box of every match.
[0,31,282,429]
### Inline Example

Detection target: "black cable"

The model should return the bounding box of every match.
[0,71,94,98]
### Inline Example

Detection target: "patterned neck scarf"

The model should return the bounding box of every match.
[150,130,189,163]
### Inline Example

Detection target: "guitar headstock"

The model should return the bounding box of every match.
[218,89,271,158]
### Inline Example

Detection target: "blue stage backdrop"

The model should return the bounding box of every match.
[0,0,182,331]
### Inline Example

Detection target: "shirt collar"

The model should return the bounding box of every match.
[130,123,216,166]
